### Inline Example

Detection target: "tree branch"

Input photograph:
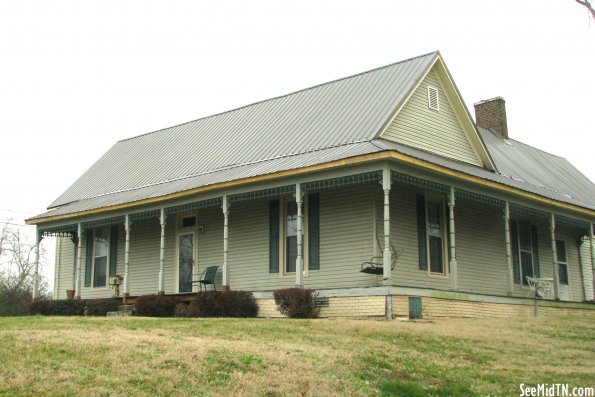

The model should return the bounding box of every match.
[576,0,595,18]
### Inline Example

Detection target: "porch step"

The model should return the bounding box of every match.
[107,304,134,317]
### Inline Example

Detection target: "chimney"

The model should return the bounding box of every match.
[474,97,508,139]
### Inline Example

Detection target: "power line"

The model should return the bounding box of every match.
[0,208,36,215]
[0,221,35,228]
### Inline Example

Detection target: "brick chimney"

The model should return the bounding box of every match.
[474,97,508,139]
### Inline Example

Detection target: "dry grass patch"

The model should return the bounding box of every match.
[0,314,593,396]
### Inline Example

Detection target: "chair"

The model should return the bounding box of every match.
[360,236,403,275]
[526,276,553,299]
[193,266,219,291]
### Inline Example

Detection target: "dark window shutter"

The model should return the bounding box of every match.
[416,194,427,270]
[84,230,93,287]
[510,220,520,284]
[531,224,540,277]
[308,193,320,270]
[269,200,280,273]
[109,225,118,278]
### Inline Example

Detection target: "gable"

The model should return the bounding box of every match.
[381,66,484,167]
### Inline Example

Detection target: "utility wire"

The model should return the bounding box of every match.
[0,208,36,215]
[0,221,35,228]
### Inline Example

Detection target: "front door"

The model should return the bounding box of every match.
[177,233,195,293]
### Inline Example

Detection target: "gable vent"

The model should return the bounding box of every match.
[427,86,439,111]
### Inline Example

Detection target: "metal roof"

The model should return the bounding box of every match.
[48,52,438,209]
[30,51,595,221]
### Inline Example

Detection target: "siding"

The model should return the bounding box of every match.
[382,68,482,166]
[54,237,76,299]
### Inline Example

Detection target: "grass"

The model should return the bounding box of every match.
[0,314,593,396]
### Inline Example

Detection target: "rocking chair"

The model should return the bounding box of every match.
[360,236,403,275]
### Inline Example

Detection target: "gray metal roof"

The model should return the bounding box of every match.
[48,52,438,209]
[30,51,595,221]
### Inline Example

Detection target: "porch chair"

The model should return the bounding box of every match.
[526,276,553,299]
[360,235,403,275]
[193,266,219,291]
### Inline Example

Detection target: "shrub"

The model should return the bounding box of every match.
[29,299,51,315]
[186,291,258,318]
[134,295,178,317]
[86,298,120,316]
[273,288,319,318]
[49,299,86,316]
[174,302,188,317]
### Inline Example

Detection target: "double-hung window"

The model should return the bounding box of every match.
[510,220,540,285]
[416,194,448,276]
[84,225,118,288]
[556,240,568,285]
[269,194,320,275]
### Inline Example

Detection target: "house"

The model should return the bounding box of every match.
[27,51,595,318]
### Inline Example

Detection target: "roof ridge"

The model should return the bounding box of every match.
[118,51,439,143]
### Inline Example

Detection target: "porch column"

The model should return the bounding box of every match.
[503,201,514,295]
[447,186,458,290]
[222,195,229,288]
[295,183,304,287]
[158,208,166,294]
[123,214,131,298]
[549,213,560,300]
[75,223,83,299]
[32,227,41,300]
[590,223,594,295]
[382,167,392,285]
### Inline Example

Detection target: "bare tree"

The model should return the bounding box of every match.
[576,0,595,19]
[0,223,48,315]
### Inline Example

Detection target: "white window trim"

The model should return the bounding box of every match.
[279,196,309,278]
[90,227,111,289]
[425,194,449,279]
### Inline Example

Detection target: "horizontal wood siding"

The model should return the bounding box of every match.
[196,207,223,289]
[455,198,508,295]
[382,69,482,166]
[55,237,75,299]
[127,219,162,297]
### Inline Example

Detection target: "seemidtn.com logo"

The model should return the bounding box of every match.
[520,384,594,397]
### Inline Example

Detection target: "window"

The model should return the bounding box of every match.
[84,225,118,288]
[556,240,568,285]
[181,216,196,228]
[510,220,540,285]
[269,193,320,274]
[416,194,447,276]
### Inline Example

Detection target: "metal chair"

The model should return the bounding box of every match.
[526,276,553,299]
[193,266,219,291]
[360,236,403,275]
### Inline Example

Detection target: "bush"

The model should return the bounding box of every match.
[135,295,178,317]
[183,291,258,318]
[273,288,319,318]
[174,302,188,317]
[29,299,51,315]
[49,299,86,316]
[86,298,120,316]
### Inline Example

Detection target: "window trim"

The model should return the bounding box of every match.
[424,194,449,278]
[90,227,111,289]
[279,196,309,278]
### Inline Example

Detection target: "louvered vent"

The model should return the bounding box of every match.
[427,86,439,111]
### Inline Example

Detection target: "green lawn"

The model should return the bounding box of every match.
[0,314,593,396]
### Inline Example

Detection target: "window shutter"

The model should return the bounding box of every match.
[416,194,427,270]
[269,200,280,273]
[308,193,320,270]
[510,220,520,284]
[531,224,540,277]
[109,225,118,278]
[84,231,93,287]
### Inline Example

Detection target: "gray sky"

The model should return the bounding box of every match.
[1,0,593,291]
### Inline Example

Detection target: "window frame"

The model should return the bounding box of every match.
[556,239,569,286]
[424,194,448,278]
[279,196,309,277]
[511,219,538,286]
[90,226,111,289]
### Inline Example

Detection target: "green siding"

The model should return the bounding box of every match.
[382,69,482,167]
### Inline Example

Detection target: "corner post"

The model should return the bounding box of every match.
[295,183,304,287]
[382,167,392,286]
[222,195,230,288]
[550,213,560,300]
[32,227,41,300]
[504,201,514,295]
[447,186,458,290]
[75,223,83,299]
[158,208,166,294]
[123,214,131,300]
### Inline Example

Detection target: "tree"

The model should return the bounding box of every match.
[0,223,48,315]
[576,0,595,19]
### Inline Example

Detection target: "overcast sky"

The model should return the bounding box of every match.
[1,0,593,291]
